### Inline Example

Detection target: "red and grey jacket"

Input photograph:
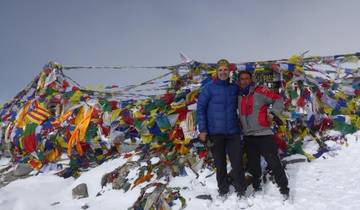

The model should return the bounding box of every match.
[238,85,284,136]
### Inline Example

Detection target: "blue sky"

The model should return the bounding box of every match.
[1,0,360,103]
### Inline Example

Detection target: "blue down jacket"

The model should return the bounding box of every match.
[197,79,241,135]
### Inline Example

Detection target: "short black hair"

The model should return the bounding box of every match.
[238,71,252,79]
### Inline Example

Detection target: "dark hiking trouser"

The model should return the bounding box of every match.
[244,135,289,193]
[209,134,246,194]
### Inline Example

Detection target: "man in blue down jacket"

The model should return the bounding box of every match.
[197,59,246,198]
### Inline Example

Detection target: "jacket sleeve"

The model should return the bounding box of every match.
[270,96,284,116]
[256,86,284,116]
[197,84,211,133]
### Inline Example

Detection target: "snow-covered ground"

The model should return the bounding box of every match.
[0,131,360,210]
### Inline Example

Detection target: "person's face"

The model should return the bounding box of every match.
[238,73,252,88]
[217,66,229,80]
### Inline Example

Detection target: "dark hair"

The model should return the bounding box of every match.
[238,71,252,79]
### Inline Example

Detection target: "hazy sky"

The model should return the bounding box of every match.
[1,0,360,103]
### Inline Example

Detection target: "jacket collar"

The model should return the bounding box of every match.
[239,82,256,96]
[214,78,230,86]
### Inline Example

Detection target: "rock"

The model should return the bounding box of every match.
[144,185,166,210]
[111,131,125,144]
[119,143,138,153]
[101,161,139,191]
[13,163,33,177]
[282,158,307,166]
[72,183,89,199]
[50,201,60,206]
[0,172,16,188]
[195,194,212,201]
[0,165,33,188]
[81,204,89,209]
[0,165,12,174]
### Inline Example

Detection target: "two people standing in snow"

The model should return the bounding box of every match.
[197,59,289,201]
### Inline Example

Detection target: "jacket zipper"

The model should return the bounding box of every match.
[225,85,228,133]
[244,95,249,129]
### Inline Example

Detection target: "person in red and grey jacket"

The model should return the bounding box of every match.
[237,70,290,200]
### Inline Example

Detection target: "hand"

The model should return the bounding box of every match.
[199,132,207,142]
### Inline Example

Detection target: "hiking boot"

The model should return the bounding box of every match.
[280,187,289,195]
[218,188,229,197]
[250,186,263,197]
[236,194,249,209]
[252,179,261,190]
[218,188,229,195]
[254,186,262,192]
[280,187,290,201]
[282,192,290,201]
[217,190,230,202]
[236,190,246,198]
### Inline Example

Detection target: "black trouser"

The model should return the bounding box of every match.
[209,134,246,194]
[245,135,289,193]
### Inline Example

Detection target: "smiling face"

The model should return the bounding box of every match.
[217,65,229,80]
[238,71,252,88]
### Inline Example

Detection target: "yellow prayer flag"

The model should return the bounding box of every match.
[288,55,301,65]
[150,108,158,117]
[56,136,68,148]
[134,111,145,120]
[186,90,199,103]
[350,115,360,129]
[52,109,73,126]
[111,109,122,121]
[74,107,85,125]
[67,107,94,156]
[170,75,179,81]
[15,100,32,128]
[295,66,304,72]
[334,91,347,99]
[141,133,153,144]
[25,101,51,125]
[179,145,189,155]
[303,152,316,161]
[171,101,186,110]
[69,90,82,104]
[45,148,60,162]
[323,106,333,115]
